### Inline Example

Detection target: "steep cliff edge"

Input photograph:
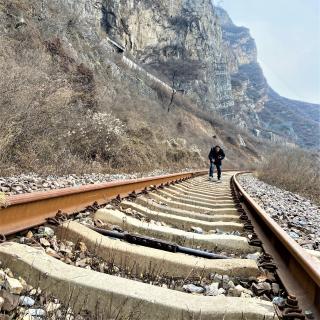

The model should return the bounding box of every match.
[216,7,320,148]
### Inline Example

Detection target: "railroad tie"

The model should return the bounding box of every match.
[134,197,241,221]
[57,221,259,278]
[156,189,235,205]
[120,200,243,232]
[0,242,277,320]
[94,208,259,253]
[144,193,238,214]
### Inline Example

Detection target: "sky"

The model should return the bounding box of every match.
[217,0,320,104]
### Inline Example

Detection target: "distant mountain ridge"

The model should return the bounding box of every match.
[215,6,320,148]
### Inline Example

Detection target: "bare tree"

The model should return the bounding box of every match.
[156,59,204,112]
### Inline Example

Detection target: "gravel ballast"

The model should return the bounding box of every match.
[17,225,282,302]
[0,169,194,196]
[239,174,320,251]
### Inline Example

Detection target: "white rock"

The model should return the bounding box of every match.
[0,270,6,285]
[0,296,4,311]
[218,287,226,295]
[5,277,23,294]
[205,282,219,296]
[4,268,13,277]
[0,269,6,279]
[39,226,54,237]
[45,301,61,312]
[229,286,240,297]
[19,296,35,307]
[26,308,46,316]
[191,226,204,234]
[228,284,251,297]
[18,277,28,290]
[46,247,61,259]
[182,283,204,293]
[40,238,51,247]
[246,252,260,260]
[212,274,223,282]
[29,289,37,295]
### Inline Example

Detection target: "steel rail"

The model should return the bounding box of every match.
[233,172,320,318]
[0,170,208,236]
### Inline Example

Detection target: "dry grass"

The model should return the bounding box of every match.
[0,5,204,175]
[0,0,268,176]
[257,147,320,204]
[0,192,9,207]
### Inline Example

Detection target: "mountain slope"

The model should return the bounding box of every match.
[0,0,266,175]
[1,0,318,176]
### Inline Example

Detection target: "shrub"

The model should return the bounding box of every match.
[257,147,320,204]
[66,111,125,162]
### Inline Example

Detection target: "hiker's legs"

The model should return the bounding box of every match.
[216,164,222,180]
[209,161,214,177]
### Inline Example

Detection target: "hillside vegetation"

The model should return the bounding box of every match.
[0,0,269,175]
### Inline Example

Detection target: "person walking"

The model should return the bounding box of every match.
[208,145,225,182]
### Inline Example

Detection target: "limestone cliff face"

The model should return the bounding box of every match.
[100,0,234,110]
[215,7,268,133]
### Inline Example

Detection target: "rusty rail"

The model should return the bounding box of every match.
[233,173,320,319]
[0,170,207,236]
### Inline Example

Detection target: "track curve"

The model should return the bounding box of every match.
[0,170,319,319]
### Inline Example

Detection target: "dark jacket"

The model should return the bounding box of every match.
[208,146,225,165]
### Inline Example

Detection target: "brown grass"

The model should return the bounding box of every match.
[0,0,269,176]
[257,147,320,204]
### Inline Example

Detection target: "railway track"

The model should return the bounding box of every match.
[0,170,319,319]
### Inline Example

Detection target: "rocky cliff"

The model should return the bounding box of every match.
[100,0,234,110]
[100,1,319,148]
[215,7,320,148]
